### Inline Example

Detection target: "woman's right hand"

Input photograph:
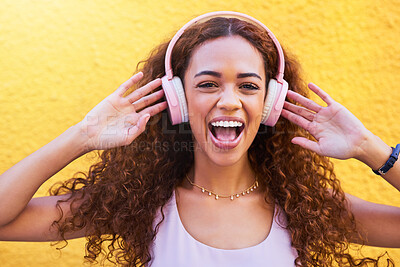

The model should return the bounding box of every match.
[79,72,167,151]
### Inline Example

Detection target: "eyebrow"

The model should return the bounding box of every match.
[194,70,262,80]
[194,70,221,78]
[237,72,262,80]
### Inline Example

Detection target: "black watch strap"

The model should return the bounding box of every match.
[373,144,400,175]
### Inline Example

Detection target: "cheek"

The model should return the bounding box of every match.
[186,89,217,118]
[186,94,214,135]
[242,100,264,139]
[187,95,205,119]
[246,96,265,121]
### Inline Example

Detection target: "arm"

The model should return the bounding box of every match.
[355,132,399,191]
[281,83,400,247]
[0,194,86,241]
[346,193,400,248]
[348,130,400,248]
[0,72,166,241]
[0,125,86,241]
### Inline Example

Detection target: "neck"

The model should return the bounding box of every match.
[189,147,256,196]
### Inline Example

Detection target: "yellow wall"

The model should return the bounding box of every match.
[0,0,399,265]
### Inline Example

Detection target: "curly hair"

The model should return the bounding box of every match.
[50,17,393,266]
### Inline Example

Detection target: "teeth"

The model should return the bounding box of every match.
[211,120,243,127]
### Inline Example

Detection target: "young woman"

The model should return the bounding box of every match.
[0,12,398,266]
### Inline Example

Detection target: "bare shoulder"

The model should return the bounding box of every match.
[0,194,87,242]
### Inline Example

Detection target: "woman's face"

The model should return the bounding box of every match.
[184,35,266,166]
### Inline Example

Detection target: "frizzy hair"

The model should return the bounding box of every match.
[50,17,393,266]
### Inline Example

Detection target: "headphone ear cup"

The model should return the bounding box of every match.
[161,75,188,125]
[261,79,288,126]
[172,76,188,123]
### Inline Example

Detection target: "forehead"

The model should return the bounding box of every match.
[186,36,265,76]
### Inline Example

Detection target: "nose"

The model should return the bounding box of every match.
[216,87,242,111]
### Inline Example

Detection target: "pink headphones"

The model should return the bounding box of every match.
[161,11,288,126]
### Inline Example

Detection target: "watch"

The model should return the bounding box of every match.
[372,144,400,175]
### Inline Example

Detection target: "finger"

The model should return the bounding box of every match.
[126,113,151,143]
[132,89,165,111]
[286,90,322,113]
[291,137,322,155]
[126,78,162,104]
[138,101,168,117]
[308,83,334,105]
[116,72,144,96]
[281,109,315,134]
[283,101,315,121]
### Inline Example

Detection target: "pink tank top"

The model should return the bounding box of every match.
[150,191,297,266]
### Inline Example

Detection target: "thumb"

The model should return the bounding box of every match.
[126,114,151,142]
[137,113,151,130]
[292,137,322,155]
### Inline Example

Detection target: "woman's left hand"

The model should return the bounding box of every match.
[281,83,370,160]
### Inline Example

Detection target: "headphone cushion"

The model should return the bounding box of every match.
[261,79,278,125]
[171,77,188,123]
[261,79,288,126]
[161,75,188,125]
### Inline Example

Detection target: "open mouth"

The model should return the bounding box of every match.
[209,121,245,141]
[208,119,245,149]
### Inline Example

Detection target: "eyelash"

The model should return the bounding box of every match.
[197,82,218,88]
[240,83,260,90]
[196,82,260,90]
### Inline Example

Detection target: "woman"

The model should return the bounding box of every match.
[0,12,398,266]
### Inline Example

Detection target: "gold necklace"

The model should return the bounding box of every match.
[185,174,259,200]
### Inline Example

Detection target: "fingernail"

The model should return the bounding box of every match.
[134,72,143,78]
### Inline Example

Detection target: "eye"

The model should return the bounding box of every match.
[196,81,219,88]
[240,83,259,90]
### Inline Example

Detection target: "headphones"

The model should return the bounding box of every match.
[161,11,288,126]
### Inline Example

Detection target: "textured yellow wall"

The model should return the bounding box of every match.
[0,0,399,265]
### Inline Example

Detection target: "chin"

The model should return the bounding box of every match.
[195,139,249,167]
[209,153,247,167]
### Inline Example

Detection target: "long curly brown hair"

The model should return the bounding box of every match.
[50,17,394,266]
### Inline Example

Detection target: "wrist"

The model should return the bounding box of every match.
[70,122,94,155]
[354,130,392,170]
[372,145,400,175]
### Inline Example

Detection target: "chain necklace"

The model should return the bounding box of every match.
[185,174,259,200]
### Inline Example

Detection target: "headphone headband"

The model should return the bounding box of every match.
[164,11,286,83]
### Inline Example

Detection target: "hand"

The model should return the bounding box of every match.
[281,83,370,160]
[78,72,167,151]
